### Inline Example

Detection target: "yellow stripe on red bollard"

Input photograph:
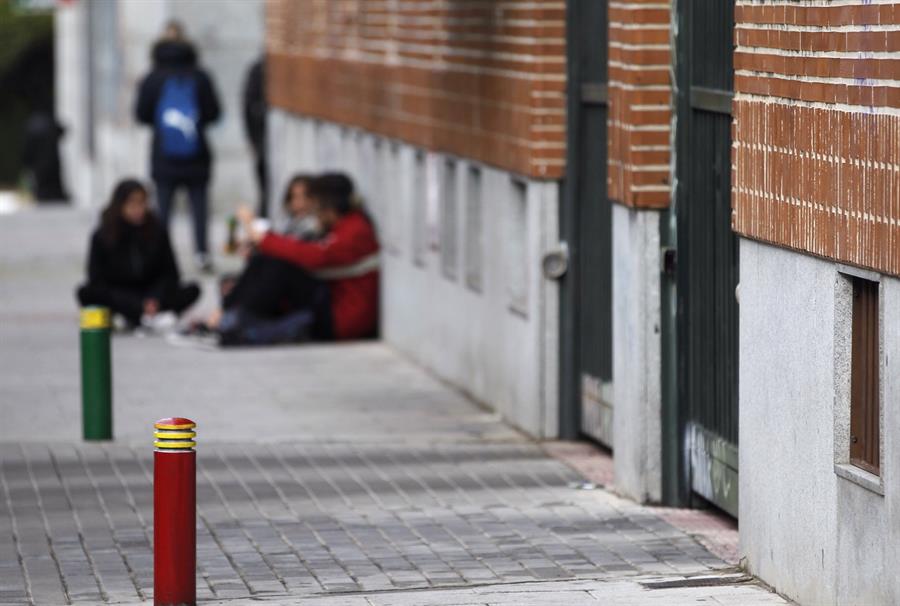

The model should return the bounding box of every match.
[154,440,197,449]
[80,306,111,330]
[154,417,197,450]
[153,430,196,440]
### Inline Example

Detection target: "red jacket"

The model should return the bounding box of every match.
[257,211,379,340]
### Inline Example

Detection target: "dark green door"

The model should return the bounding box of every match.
[560,0,612,443]
[674,0,739,516]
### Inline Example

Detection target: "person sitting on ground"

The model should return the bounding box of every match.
[195,173,379,346]
[225,172,320,259]
[76,178,200,329]
[216,173,319,308]
[249,172,380,341]
[281,173,324,241]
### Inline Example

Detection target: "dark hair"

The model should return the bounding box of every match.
[281,173,316,207]
[163,19,186,41]
[99,179,156,246]
[306,173,355,215]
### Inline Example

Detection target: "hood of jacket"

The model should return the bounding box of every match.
[151,40,197,69]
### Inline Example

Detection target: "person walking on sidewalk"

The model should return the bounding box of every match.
[135,20,221,272]
[76,179,201,329]
[242,56,269,217]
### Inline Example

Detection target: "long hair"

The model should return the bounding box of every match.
[281,173,316,208]
[98,179,157,246]
[307,173,355,215]
[308,172,378,231]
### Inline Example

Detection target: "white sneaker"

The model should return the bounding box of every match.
[112,315,131,333]
[140,311,178,334]
[196,253,214,273]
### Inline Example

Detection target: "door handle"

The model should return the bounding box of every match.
[542,242,569,280]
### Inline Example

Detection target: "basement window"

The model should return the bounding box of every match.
[388,142,401,255]
[412,151,427,267]
[440,159,458,279]
[849,276,880,476]
[372,137,386,246]
[464,166,483,293]
[506,179,529,316]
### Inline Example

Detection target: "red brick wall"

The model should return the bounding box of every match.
[733,1,900,276]
[265,1,566,179]
[608,1,671,209]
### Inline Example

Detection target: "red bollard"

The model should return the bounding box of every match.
[153,417,196,606]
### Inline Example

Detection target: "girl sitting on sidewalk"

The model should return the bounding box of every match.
[218,173,319,298]
[238,172,380,343]
[187,173,379,346]
[76,178,200,329]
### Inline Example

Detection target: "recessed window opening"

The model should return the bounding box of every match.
[506,179,528,315]
[441,159,458,279]
[465,166,483,292]
[412,151,427,267]
[387,142,402,255]
[369,137,385,235]
[850,276,880,476]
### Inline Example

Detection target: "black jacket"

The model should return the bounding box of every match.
[86,223,182,297]
[23,112,68,201]
[135,41,221,183]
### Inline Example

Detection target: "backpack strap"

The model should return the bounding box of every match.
[312,253,380,281]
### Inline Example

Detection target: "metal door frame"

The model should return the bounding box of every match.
[559,0,611,439]
[661,0,691,509]
[666,0,739,515]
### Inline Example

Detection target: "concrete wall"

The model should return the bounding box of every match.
[611,205,662,503]
[268,110,560,438]
[56,0,263,214]
[740,238,900,605]
[56,1,93,207]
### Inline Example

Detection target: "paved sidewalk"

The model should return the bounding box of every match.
[200,576,786,605]
[0,207,787,605]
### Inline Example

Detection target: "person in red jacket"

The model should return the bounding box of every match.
[235,173,379,342]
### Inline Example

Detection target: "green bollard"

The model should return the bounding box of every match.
[80,306,112,440]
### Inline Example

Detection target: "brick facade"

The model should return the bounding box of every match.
[733,0,900,276]
[608,1,672,209]
[265,1,566,179]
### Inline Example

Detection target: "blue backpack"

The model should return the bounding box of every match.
[156,76,200,157]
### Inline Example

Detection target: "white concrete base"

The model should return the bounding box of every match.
[611,204,662,503]
[268,110,560,438]
[739,238,900,605]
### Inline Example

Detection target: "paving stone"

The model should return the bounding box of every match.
[0,208,781,605]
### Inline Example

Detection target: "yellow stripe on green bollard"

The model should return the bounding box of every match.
[80,306,112,440]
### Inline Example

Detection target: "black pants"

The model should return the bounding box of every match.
[254,149,269,218]
[155,179,209,254]
[77,282,200,326]
[223,255,333,340]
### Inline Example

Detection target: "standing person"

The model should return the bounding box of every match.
[135,20,221,272]
[22,111,69,202]
[242,57,268,217]
[76,179,201,329]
